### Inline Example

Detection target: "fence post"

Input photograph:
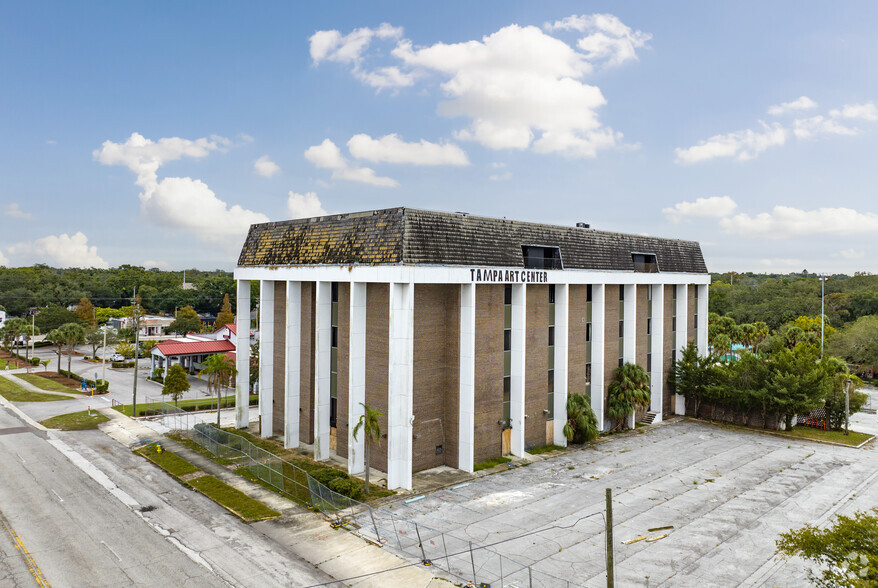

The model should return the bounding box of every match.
[606,487,614,588]
[442,533,449,570]
[369,507,380,543]
[529,566,532,588]
[390,514,402,550]
[415,523,430,566]
[499,555,504,587]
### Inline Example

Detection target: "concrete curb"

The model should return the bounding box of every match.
[687,417,876,449]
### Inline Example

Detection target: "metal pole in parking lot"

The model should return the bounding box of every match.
[606,488,614,588]
[845,379,850,436]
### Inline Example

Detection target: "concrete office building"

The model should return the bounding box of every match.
[233,208,709,490]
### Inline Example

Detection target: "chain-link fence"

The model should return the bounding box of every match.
[159,403,581,587]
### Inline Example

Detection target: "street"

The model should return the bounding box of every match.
[0,401,332,587]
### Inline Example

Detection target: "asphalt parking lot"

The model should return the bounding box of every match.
[371,419,877,587]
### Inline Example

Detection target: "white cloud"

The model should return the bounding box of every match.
[767,96,818,116]
[544,13,652,67]
[833,248,865,260]
[3,203,33,219]
[0,250,8,266]
[304,139,398,187]
[254,155,281,177]
[94,132,267,245]
[793,116,858,139]
[143,260,171,270]
[309,24,412,89]
[46,139,57,145]
[662,196,738,223]
[830,102,878,121]
[393,24,622,158]
[347,133,469,166]
[287,191,327,219]
[7,232,108,269]
[720,205,878,239]
[674,122,788,164]
[489,171,512,181]
[491,162,506,168]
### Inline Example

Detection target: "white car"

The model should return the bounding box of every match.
[110,353,126,362]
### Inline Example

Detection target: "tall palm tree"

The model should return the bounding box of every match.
[198,354,237,426]
[48,323,86,375]
[607,362,651,430]
[352,403,382,494]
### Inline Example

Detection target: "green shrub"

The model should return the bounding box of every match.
[311,468,348,486]
[328,476,364,501]
[31,357,40,366]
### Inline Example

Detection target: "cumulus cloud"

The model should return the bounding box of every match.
[254,155,281,177]
[793,116,858,139]
[287,191,327,219]
[833,248,865,260]
[3,203,33,219]
[313,16,648,159]
[0,250,8,266]
[304,139,398,187]
[830,102,878,121]
[674,122,788,164]
[7,232,108,268]
[544,13,652,67]
[720,205,878,239]
[94,132,268,245]
[663,196,738,223]
[767,96,818,116]
[347,133,469,165]
[489,171,512,181]
[309,24,413,90]
[143,260,172,270]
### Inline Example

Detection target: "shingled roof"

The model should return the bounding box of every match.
[237,208,708,274]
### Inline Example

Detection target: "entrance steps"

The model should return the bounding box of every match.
[639,411,658,426]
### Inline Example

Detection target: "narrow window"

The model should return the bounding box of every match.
[619,320,624,338]
[503,285,512,427]
[330,282,339,429]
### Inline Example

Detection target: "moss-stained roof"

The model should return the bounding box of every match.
[238,208,708,274]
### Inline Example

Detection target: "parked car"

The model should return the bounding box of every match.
[110,353,126,362]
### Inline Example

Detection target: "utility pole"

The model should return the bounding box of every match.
[101,325,107,383]
[606,488,614,588]
[132,287,140,419]
[820,275,826,358]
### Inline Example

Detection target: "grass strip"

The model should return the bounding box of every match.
[783,426,873,446]
[135,443,201,477]
[41,410,110,430]
[165,433,236,466]
[474,456,512,471]
[114,394,259,416]
[187,475,280,522]
[528,444,565,455]
[0,377,71,402]
[15,373,79,393]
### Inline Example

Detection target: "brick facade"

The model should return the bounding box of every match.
[364,283,389,473]
[272,281,286,436]
[336,282,350,459]
[473,284,504,465]
[300,281,315,444]
[567,285,588,398]
[663,284,675,416]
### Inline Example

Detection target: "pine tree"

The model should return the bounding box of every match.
[214,294,235,330]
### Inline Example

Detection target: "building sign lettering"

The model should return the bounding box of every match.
[469,268,549,283]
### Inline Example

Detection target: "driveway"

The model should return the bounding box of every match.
[362,419,877,587]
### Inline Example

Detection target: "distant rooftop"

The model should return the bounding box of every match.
[238,207,707,274]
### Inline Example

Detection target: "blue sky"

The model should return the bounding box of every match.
[2,1,878,273]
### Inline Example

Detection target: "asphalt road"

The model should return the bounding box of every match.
[0,403,332,587]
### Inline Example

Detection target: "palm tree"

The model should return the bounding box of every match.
[198,353,237,426]
[352,403,382,494]
[48,323,86,375]
[607,362,651,430]
[563,393,599,444]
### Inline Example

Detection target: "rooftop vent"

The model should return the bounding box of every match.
[576,222,590,229]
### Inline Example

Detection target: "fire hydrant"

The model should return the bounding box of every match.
[156,442,163,454]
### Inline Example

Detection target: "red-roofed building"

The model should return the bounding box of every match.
[150,334,240,377]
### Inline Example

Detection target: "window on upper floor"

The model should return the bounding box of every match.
[632,253,659,273]
[522,245,563,270]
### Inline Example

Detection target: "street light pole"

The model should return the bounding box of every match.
[132,287,140,418]
[844,379,850,436]
[101,325,107,383]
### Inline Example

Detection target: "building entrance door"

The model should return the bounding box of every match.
[501,428,511,455]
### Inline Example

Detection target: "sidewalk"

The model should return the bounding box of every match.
[98,409,445,588]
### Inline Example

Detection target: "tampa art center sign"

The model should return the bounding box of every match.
[469,268,550,284]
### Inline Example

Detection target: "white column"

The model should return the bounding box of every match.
[387,282,414,490]
[284,281,301,448]
[675,284,688,416]
[650,284,664,422]
[623,283,638,429]
[314,281,332,461]
[697,284,709,356]
[509,283,526,457]
[591,284,606,431]
[258,280,274,437]
[348,282,367,476]
[235,280,250,429]
[554,284,569,446]
[458,283,476,472]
